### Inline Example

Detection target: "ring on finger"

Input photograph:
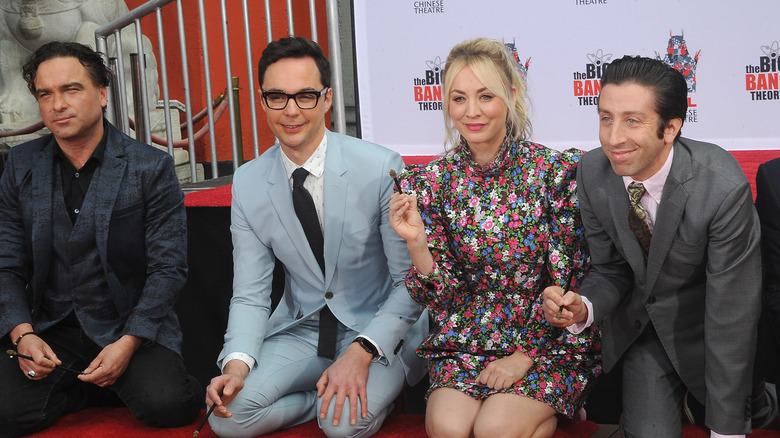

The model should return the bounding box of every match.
[27,370,36,378]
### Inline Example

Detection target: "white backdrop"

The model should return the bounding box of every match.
[354,0,780,155]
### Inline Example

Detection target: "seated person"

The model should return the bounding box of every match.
[0,41,202,437]
[205,36,427,438]
[390,37,602,438]
[544,55,777,437]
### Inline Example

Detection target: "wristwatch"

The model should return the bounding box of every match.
[353,336,379,359]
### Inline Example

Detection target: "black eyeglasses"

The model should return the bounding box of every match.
[260,87,329,110]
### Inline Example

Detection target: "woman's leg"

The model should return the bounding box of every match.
[425,387,482,438]
[474,393,557,438]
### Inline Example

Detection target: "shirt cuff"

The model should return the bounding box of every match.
[711,432,744,438]
[222,352,255,373]
[566,296,595,334]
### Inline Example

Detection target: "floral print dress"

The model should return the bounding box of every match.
[400,135,602,417]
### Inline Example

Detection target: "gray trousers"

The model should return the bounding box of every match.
[619,329,777,437]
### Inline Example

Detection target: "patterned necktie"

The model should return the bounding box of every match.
[291,168,337,359]
[627,182,652,254]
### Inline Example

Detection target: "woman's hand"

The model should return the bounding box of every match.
[389,193,426,246]
[476,350,534,390]
[389,192,434,275]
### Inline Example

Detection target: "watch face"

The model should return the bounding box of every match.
[356,338,377,357]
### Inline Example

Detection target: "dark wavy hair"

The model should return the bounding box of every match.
[257,36,331,89]
[22,41,112,96]
[600,55,688,139]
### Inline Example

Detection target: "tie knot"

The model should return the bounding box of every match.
[627,182,646,205]
[293,167,309,188]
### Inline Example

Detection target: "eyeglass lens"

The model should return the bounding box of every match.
[263,90,323,109]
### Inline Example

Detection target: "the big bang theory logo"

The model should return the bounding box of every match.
[745,41,780,101]
[505,40,531,88]
[572,49,612,106]
[413,56,444,111]
[571,31,701,124]
[655,30,700,123]
[412,40,530,112]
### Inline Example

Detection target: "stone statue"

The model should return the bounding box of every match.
[0,0,159,141]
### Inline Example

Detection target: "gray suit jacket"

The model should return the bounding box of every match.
[219,130,427,385]
[577,137,761,434]
[0,122,188,355]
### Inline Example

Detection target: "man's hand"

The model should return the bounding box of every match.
[14,330,60,380]
[543,286,587,328]
[476,350,533,389]
[205,360,249,418]
[316,342,373,427]
[78,335,141,387]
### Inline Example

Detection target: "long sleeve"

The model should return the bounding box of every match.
[121,152,188,343]
[0,146,33,338]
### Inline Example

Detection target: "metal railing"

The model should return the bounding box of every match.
[93,0,345,183]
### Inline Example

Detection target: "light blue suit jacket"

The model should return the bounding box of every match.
[219,130,427,385]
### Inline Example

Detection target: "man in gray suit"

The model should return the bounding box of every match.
[0,42,202,437]
[543,55,775,437]
[205,36,427,438]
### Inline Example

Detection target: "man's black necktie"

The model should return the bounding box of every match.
[627,181,653,254]
[291,168,337,359]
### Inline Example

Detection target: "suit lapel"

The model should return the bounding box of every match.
[30,139,55,306]
[645,143,692,294]
[322,132,347,288]
[93,127,126,264]
[267,147,325,282]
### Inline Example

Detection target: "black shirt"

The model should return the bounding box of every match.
[54,128,108,224]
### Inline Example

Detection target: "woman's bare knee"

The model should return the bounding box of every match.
[426,413,473,438]
[425,388,480,438]
[473,394,557,438]
[474,415,556,438]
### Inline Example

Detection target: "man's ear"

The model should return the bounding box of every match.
[100,86,108,108]
[664,118,682,144]
[323,87,333,112]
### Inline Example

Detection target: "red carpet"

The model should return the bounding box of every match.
[26,407,600,437]
[185,184,232,207]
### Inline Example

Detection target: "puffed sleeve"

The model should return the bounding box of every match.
[399,162,470,314]
[519,147,601,360]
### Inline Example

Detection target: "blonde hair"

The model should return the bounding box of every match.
[441,38,531,149]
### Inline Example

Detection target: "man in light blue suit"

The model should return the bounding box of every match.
[206,36,427,438]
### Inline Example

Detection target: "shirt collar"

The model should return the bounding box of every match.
[622,146,674,204]
[53,120,108,168]
[281,134,328,182]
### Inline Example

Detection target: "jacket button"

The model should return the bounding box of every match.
[647,296,656,304]
[325,291,333,299]
[634,320,642,329]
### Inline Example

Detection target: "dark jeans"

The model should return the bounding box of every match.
[0,317,203,438]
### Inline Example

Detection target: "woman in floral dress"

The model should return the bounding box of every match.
[389,38,602,438]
